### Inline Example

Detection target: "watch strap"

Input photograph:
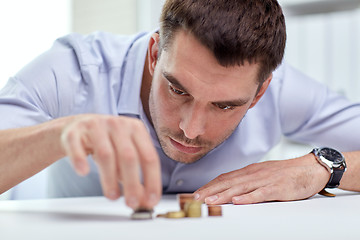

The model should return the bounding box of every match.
[326,167,345,188]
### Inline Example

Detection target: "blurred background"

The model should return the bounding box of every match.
[0,0,359,200]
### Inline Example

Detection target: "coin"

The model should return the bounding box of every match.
[166,211,186,218]
[131,208,153,220]
[207,205,222,216]
[177,193,195,211]
[184,200,202,218]
[156,213,167,218]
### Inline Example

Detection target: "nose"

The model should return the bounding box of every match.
[179,103,206,139]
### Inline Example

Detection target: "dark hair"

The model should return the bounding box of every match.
[159,0,286,83]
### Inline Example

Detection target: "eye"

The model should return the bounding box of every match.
[169,85,187,96]
[214,103,236,111]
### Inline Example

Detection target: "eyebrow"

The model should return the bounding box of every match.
[163,71,190,93]
[162,71,250,107]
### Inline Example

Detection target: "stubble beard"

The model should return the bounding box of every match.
[148,82,244,164]
[158,125,239,164]
[152,115,240,164]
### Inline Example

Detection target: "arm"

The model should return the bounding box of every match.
[0,114,162,209]
[0,35,161,208]
[194,150,360,205]
[339,151,360,191]
[0,118,66,194]
[194,65,360,205]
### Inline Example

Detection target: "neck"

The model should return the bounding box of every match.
[140,52,153,125]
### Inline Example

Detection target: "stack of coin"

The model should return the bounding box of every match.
[184,200,202,218]
[131,208,153,220]
[155,193,223,219]
[207,205,222,216]
[157,201,202,219]
[177,193,195,211]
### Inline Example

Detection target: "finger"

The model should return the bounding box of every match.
[117,135,143,209]
[195,161,282,201]
[61,127,90,176]
[195,176,232,202]
[232,186,276,205]
[195,163,264,193]
[109,127,123,184]
[109,119,144,209]
[198,167,279,204]
[205,183,255,204]
[204,181,256,205]
[195,171,248,201]
[91,124,121,200]
[132,122,161,208]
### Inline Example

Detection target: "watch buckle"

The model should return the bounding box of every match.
[318,189,336,197]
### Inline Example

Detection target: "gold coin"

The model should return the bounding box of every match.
[184,200,202,218]
[166,211,186,218]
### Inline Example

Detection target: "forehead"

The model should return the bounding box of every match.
[159,30,260,99]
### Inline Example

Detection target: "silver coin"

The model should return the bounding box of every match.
[131,208,153,220]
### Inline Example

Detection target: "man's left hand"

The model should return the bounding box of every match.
[194,154,330,205]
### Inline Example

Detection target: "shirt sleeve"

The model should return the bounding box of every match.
[0,40,84,130]
[277,64,360,152]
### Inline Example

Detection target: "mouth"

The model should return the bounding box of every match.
[169,137,202,154]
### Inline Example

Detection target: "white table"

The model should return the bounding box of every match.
[0,190,359,240]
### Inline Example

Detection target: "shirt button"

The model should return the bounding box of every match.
[176,179,184,186]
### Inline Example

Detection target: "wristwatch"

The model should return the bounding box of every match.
[311,147,347,188]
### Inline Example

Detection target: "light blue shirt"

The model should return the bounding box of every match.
[1,31,360,197]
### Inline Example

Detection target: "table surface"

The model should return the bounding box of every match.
[0,189,359,240]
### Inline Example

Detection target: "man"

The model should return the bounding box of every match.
[0,0,359,210]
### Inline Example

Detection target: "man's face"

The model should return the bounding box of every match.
[147,30,268,164]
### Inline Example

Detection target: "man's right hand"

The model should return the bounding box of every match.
[60,114,161,210]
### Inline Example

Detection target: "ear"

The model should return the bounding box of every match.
[249,74,272,109]
[147,33,160,76]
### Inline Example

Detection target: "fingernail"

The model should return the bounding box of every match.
[194,193,200,200]
[232,196,242,203]
[108,191,119,200]
[127,196,139,209]
[205,195,218,203]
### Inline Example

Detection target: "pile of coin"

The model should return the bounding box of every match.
[131,193,223,220]
[178,193,194,211]
[157,193,222,219]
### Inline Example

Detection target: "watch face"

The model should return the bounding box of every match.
[320,147,344,164]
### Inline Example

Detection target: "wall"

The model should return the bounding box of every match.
[72,0,137,34]
[137,0,166,31]
[0,0,71,89]
[284,6,360,102]
[0,0,72,200]
[71,0,166,34]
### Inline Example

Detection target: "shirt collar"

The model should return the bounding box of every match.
[117,31,154,116]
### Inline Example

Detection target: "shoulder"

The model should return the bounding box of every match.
[56,31,149,70]
[268,62,327,110]
[271,62,320,89]
[245,62,328,138]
